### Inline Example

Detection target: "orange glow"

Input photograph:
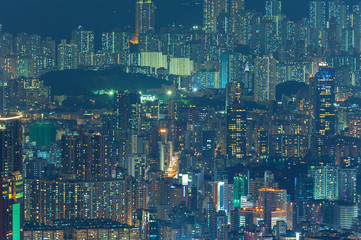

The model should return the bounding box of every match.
[160,128,167,133]
[130,34,139,44]
[258,188,284,192]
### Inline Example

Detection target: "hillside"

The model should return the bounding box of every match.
[40,69,170,96]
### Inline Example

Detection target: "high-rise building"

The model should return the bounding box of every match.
[309,1,327,29]
[0,115,22,177]
[71,26,94,53]
[265,0,282,17]
[114,91,141,132]
[0,115,23,240]
[295,175,314,202]
[135,0,155,41]
[309,166,339,201]
[216,211,228,240]
[203,0,218,33]
[101,31,130,65]
[61,131,110,181]
[311,62,336,136]
[57,39,79,70]
[254,55,278,102]
[338,168,357,203]
[333,203,358,230]
[226,99,247,164]
[258,188,287,233]
[233,173,248,208]
[220,53,229,88]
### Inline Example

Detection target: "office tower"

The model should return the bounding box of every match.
[114,91,141,132]
[233,173,248,208]
[226,81,243,111]
[265,0,282,17]
[254,55,277,102]
[226,98,247,165]
[333,203,358,230]
[309,1,327,29]
[135,0,155,40]
[127,154,147,180]
[202,130,216,173]
[213,177,232,212]
[0,81,7,114]
[338,168,357,203]
[295,175,314,202]
[264,170,277,188]
[309,166,339,201]
[216,211,228,240]
[274,220,287,239]
[311,63,336,136]
[71,26,94,53]
[0,115,23,240]
[219,53,229,88]
[0,115,22,177]
[258,188,287,234]
[57,39,79,70]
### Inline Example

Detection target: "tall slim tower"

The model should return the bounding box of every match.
[311,62,336,136]
[135,0,155,41]
[0,115,22,177]
[226,99,247,165]
[309,1,327,29]
[0,115,23,240]
[204,0,217,33]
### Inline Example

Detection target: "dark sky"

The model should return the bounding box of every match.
[0,0,354,40]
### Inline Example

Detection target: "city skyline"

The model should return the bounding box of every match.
[1,0,361,239]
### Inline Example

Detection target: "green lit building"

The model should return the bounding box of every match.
[233,173,249,208]
[29,122,56,147]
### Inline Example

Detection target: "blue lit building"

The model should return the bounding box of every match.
[311,63,336,136]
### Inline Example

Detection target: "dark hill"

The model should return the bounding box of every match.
[40,69,170,96]
[276,81,309,100]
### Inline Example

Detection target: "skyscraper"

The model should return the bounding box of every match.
[265,0,282,17]
[309,166,339,201]
[57,39,79,70]
[233,173,248,208]
[0,115,22,177]
[0,115,23,240]
[309,1,327,29]
[203,0,218,33]
[135,0,155,41]
[226,99,247,165]
[71,26,95,53]
[258,188,287,234]
[311,62,336,136]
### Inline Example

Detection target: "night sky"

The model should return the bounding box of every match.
[0,0,356,40]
